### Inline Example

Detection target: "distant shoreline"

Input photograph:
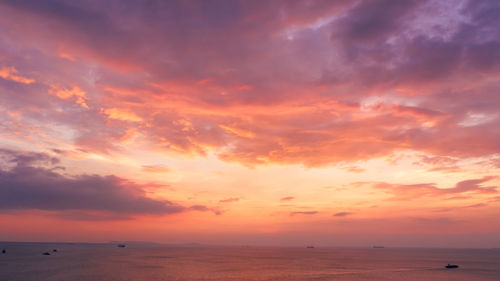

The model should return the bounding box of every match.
[1,241,499,250]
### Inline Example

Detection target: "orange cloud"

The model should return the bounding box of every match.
[0,66,35,84]
[219,125,256,139]
[364,176,498,201]
[102,108,143,122]
[1,0,500,247]
[141,165,170,173]
[49,84,89,108]
[290,211,318,216]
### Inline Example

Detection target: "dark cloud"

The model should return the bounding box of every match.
[333,212,352,217]
[290,211,318,216]
[189,205,221,215]
[321,0,500,90]
[0,148,59,167]
[50,211,133,221]
[0,149,199,217]
[411,217,457,225]
[434,203,488,213]
[334,0,419,44]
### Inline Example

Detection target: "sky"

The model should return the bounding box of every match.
[1,0,500,247]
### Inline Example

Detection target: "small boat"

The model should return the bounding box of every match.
[306,245,315,248]
[42,252,51,255]
[117,244,126,248]
[373,246,385,248]
[1,249,5,254]
[445,264,459,269]
[52,249,57,252]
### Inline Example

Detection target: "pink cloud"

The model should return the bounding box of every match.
[290,211,318,216]
[219,197,240,203]
[0,0,499,168]
[365,176,498,201]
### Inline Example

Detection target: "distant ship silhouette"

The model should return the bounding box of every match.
[117,244,126,248]
[373,246,385,248]
[306,245,315,248]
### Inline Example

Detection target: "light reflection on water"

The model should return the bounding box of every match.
[1,243,499,281]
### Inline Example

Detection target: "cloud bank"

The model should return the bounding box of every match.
[0,0,499,167]
[0,149,212,218]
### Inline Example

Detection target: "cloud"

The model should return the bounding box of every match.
[345,166,365,173]
[0,66,35,84]
[365,176,498,200]
[0,148,60,167]
[414,155,458,167]
[411,217,457,225]
[189,205,221,216]
[333,0,419,45]
[280,196,294,201]
[434,203,488,213]
[333,212,352,217]
[489,196,500,202]
[141,165,170,173]
[290,211,318,216]
[412,155,462,173]
[102,108,143,122]
[0,0,500,168]
[49,84,89,108]
[0,149,207,217]
[219,197,240,203]
[50,211,133,221]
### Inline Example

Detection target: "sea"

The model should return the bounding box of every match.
[1,242,499,281]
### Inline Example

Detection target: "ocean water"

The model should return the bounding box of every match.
[1,243,499,281]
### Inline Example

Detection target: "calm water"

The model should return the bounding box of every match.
[1,242,499,281]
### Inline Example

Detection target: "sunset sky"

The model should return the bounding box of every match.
[1,0,500,247]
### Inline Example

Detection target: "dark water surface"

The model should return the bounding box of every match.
[1,242,499,280]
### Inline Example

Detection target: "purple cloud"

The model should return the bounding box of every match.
[290,211,318,216]
[219,197,240,203]
[0,149,209,217]
[334,212,352,217]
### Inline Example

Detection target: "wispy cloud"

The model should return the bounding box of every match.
[219,197,240,203]
[0,66,35,84]
[290,211,318,216]
[141,165,170,173]
[362,177,498,200]
[333,212,353,217]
